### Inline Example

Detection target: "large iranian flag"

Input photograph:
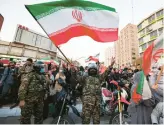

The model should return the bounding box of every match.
[25,0,119,46]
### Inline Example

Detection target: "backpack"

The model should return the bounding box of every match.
[83,76,101,96]
[27,72,45,93]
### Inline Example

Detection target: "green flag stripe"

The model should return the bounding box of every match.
[25,0,116,19]
[136,71,144,95]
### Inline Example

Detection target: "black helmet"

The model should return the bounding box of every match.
[88,63,98,76]
[33,63,43,73]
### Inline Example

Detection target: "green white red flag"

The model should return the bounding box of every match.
[85,53,100,62]
[132,71,152,104]
[142,34,164,75]
[132,34,164,104]
[25,0,119,46]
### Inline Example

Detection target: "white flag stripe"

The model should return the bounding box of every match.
[38,9,119,34]
[142,77,152,100]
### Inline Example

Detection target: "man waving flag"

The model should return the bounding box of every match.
[25,0,119,46]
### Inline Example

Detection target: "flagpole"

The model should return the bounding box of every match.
[131,0,134,23]
[40,26,71,64]
[25,5,71,64]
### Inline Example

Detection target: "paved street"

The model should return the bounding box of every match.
[0,104,110,124]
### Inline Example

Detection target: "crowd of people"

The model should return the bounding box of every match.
[0,57,163,124]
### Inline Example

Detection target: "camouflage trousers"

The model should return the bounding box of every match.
[82,95,100,124]
[20,97,44,124]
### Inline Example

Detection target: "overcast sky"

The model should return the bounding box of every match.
[0,0,163,66]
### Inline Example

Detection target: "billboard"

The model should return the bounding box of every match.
[0,14,4,32]
[13,24,57,52]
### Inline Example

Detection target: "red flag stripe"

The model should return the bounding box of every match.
[142,42,154,75]
[49,24,118,46]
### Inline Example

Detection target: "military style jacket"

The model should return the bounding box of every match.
[18,71,46,101]
[77,67,111,96]
[18,64,33,81]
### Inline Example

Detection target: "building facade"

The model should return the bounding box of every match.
[0,40,57,59]
[115,40,120,67]
[115,23,139,67]
[138,8,163,56]
[104,46,115,66]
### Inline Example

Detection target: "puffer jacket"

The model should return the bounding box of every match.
[151,102,164,124]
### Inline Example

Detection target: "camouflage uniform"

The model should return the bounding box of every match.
[18,64,33,82]
[18,71,46,124]
[79,76,101,124]
[77,65,112,124]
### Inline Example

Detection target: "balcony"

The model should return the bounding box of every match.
[157,15,164,21]
[140,33,145,38]
[150,36,157,41]
[138,27,144,32]
[139,41,145,46]
[149,19,156,25]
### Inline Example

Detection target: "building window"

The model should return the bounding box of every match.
[150,30,157,39]
[139,37,144,45]
[146,25,153,33]
[35,35,42,47]
[138,24,142,30]
[156,10,163,19]
[140,29,145,36]
[132,43,135,46]
[132,48,135,51]
[148,14,155,24]
[158,28,163,36]
[15,28,23,41]
[141,43,147,51]
[132,57,136,60]
[158,19,164,26]
[131,30,134,33]
[132,52,135,55]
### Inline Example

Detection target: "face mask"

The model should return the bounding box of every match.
[40,68,45,73]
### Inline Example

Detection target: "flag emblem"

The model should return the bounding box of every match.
[25,0,119,46]
[152,49,164,62]
[72,10,82,22]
